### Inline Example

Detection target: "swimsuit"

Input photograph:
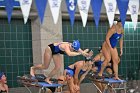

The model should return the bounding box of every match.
[48,43,65,55]
[109,29,122,48]
[65,66,86,77]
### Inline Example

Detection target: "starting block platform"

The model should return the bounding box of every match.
[86,73,127,93]
[17,74,63,93]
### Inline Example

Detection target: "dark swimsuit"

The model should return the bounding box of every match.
[0,90,7,93]
[48,43,65,55]
[94,57,114,73]
[94,61,103,73]
[106,59,114,73]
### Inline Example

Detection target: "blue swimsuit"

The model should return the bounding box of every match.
[94,61,103,72]
[95,60,114,73]
[65,66,86,77]
[109,32,122,48]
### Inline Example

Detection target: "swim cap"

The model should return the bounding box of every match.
[71,40,80,51]
[66,70,74,77]
[0,72,4,79]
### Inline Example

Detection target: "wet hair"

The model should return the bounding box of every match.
[84,50,93,61]
[85,57,92,62]
[98,46,102,52]
[115,18,121,23]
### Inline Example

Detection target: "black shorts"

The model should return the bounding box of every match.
[0,90,7,93]
[48,44,65,55]
[48,87,56,92]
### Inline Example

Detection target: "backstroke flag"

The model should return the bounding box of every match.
[0,1,4,6]
[91,0,103,27]
[66,0,77,26]
[48,0,62,24]
[19,0,32,24]
[78,0,91,27]
[5,0,14,23]
[129,0,139,30]
[116,0,129,27]
[35,0,47,23]
[104,0,116,27]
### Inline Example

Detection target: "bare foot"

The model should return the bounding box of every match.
[45,78,52,84]
[114,77,121,80]
[98,73,102,77]
[30,67,35,77]
[96,74,104,79]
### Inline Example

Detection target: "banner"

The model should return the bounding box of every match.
[19,0,32,24]
[66,0,77,26]
[116,0,129,27]
[5,0,14,23]
[104,0,116,27]
[129,0,139,30]
[91,0,103,27]
[35,0,47,23]
[78,0,91,27]
[0,1,4,6]
[48,0,62,24]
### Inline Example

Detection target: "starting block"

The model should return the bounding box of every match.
[86,72,127,93]
[17,74,63,93]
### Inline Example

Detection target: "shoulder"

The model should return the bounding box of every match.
[109,25,116,31]
[121,29,124,34]
[4,84,8,89]
[0,84,2,87]
[106,25,115,35]
[75,61,84,67]
[95,53,101,58]
[99,52,104,57]
[60,42,70,49]
[61,42,70,46]
[97,52,102,56]
[61,42,70,44]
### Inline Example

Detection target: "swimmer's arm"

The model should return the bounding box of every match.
[78,48,89,53]
[5,84,8,93]
[119,36,123,56]
[79,64,92,85]
[120,35,123,51]
[92,53,101,62]
[78,70,90,85]
[120,29,124,56]
[74,64,82,85]
[64,46,81,56]
[78,48,89,57]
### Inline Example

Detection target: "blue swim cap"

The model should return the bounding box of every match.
[66,70,74,77]
[0,72,4,79]
[71,40,80,51]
